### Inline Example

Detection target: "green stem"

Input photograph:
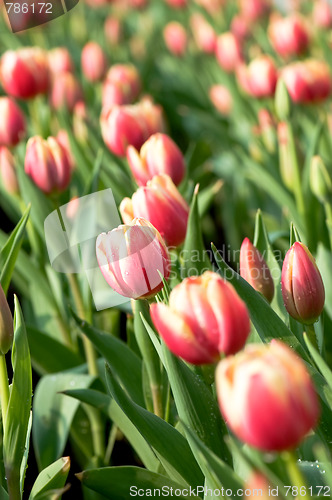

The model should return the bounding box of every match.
[305,323,319,352]
[67,274,104,458]
[283,451,310,500]
[0,355,9,430]
[104,424,118,464]
[18,199,40,257]
[287,123,306,219]
[324,201,332,251]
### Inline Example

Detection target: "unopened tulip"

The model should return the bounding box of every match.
[48,47,74,76]
[215,32,243,73]
[24,136,72,194]
[313,1,332,29]
[96,217,170,299]
[244,473,273,500]
[127,133,185,187]
[163,22,187,57]
[50,72,83,112]
[150,271,251,364]
[120,174,189,247]
[0,285,13,355]
[81,42,107,82]
[240,56,278,98]
[165,0,187,7]
[216,340,320,451]
[209,85,233,115]
[240,238,274,302]
[1,47,49,99]
[0,147,19,195]
[0,97,25,147]
[73,101,88,143]
[280,60,332,104]
[190,13,216,54]
[239,0,270,23]
[281,242,325,324]
[137,96,165,137]
[104,16,122,46]
[102,64,141,108]
[231,15,250,42]
[268,14,310,58]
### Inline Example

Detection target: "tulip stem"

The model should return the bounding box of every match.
[0,354,9,430]
[283,451,310,500]
[305,323,319,353]
[18,199,40,258]
[323,201,332,251]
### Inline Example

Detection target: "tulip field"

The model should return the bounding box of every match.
[2,0,332,497]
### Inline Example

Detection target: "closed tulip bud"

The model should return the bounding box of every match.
[310,156,332,204]
[104,16,122,46]
[120,174,189,247]
[275,78,291,121]
[163,22,187,57]
[24,136,72,194]
[240,56,278,98]
[137,96,165,137]
[81,42,107,82]
[313,1,332,29]
[216,340,320,451]
[231,15,250,42]
[73,101,88,143]
[100,105,147,157]
[0,47,49,99]
[102,64,141,108]
[240,238,274,303]
[50,72,84,112]
[0,97,25,147]
[0,147,19,195]
[150,271,251,364]
[209,85,233,115]
[0,285,13,355]
[281,60,331,104]
[281,242,325,324]
[239,0,270,22]
[244,473,274,500]
[96,217,170,299]
[215,32,243,73]
[190,13,216,54]
[127,133,185,187]
[165,0,187,7]
[48,47,74,76]
[268,14,310,58]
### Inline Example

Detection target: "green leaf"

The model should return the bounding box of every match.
[32,373,94,469]
[27,327,83,375]
[161,343,231,465]
[290,222,302,246]
[71,311,144,406]
[316,244,332,320]
[0,205,30,295]
[211,243,309,360]
[4,297,32,497]
[106,364,203,488]
[198,180,223,217]
[77,466,201,499]
[298,461,328,489]
[304,333,332,394]
[29,457,70,499]
[0,486,8,500]
[182,424,242,494]
[182,184,212,277]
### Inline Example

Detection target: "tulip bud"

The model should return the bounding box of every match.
[0,47,49,99]
[0,97,25,148]
[240,238,274,303]
[56,130,75,171]
[239,56,278,98]
[231,15,250,42]
[100,105,147,157]
[190,13,216,54]
[24,136,72,194]
[216,340,320,451]
[104,16,122,46]
[209,84,233,115]
[120,174,189,247]
[239,0,270,22]
[281,60,331,104]
[102,64,141,108]
[163,22,187,57]
[50,72,83,112]
[127,133,185,187]
[268,14,310,58]
[215,32,243,73]
[275,78,291,121]
[281,242,325,324]
[0,147,19,195]
[310,156,332,204]
[244,473,273,500]
[96,217,170,299]
[81,42,107,82]
[0,285,13,355]
[73,101,88,144]
[48,47,74,76]
[313,1,332,29]
[150,271,251,364]
[165,0,187,7]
